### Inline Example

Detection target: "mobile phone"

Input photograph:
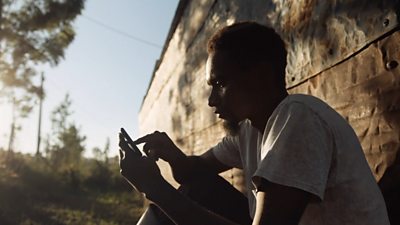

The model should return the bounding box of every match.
[120,128,142,156]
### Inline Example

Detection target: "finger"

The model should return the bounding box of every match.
[132,130,162,144]
[147,149,160,161]
[143,143,151,155]
[119,149,124,161]
[143,143,160,161]
[132,134,153,144]
[119,149,126,172]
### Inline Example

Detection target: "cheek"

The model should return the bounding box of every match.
[230,89,252,114]
[221,84,252,114]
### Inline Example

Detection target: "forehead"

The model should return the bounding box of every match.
[205,52,238,85]
[205,56,214,84]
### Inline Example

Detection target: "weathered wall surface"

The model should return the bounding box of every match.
[139,0,400,201]
[290,30,400,180]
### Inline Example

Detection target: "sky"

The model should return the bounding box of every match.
[0,0,179,157]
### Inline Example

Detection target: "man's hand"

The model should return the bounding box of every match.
[120,132,240,225]
[119,132,165,200]
[133,131,186,165]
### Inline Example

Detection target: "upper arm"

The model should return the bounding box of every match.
[252,178,312,225]
[255,102,333,200]
[200,149,232,174]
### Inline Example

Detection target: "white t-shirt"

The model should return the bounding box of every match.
[213,94,389,225]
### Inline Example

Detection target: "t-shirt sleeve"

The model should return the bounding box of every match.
[212,135,243,169]
[253,102,333,200]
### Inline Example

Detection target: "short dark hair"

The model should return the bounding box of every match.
[207,21,287,87]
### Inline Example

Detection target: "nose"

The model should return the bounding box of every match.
[208,88,219,107]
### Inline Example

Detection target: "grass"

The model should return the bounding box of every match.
[0,151,145,225]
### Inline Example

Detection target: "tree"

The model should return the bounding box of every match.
[92,137,110,163]
[45,94,86,175]
[0,0,85,114]
[88,138,113,189]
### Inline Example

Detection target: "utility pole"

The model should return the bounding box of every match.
[0,0,3,32]
[0,0,3,46]
[8,96,16,152]
[36,73,45,156]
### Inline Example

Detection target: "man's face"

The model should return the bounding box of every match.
[206,52,254,135]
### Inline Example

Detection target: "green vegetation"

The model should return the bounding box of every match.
[0,2,147,222]
[0,95,145,224]
[0,150,145,225]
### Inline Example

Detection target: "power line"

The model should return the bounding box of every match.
[44,75,117,133]
[81,15,163,49]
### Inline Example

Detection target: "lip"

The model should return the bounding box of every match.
[214,109,225,118]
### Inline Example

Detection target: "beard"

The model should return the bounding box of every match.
[222,119,241,136]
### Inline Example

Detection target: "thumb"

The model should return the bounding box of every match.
[119,149,124,160]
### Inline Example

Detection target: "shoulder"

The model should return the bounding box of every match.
[271,94,333,122]
[285,94,333,114]
[270,94,318,119]
[283,94,328,110]
[265,94,334,138]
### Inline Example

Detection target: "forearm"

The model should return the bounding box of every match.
[149,179,239,225]
[169,147,232,184]
[169,155,219,184]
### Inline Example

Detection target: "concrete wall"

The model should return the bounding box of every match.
[138,0,400,200]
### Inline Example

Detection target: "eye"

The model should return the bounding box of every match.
[215,80,225,88]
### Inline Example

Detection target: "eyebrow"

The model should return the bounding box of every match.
[207,76,216,86]
[207,66,228,86]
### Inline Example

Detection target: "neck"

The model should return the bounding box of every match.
[250,90,288,133]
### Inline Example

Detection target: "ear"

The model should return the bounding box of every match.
[244,62,272,85]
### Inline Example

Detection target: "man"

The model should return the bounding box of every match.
[119,22,390,225]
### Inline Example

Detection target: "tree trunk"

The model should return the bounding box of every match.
[0,0,3,43]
